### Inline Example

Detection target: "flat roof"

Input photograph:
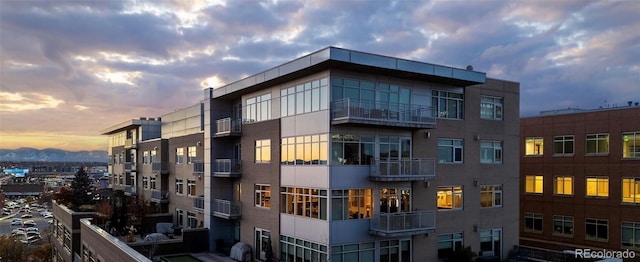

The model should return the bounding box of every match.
[100,118,161,135]
[206,46,486,100]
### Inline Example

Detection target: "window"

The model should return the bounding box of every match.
[554,176,573,195]
[281,134,328,165]
[623,132,640,158]
[480,96,503,120]
[331,189,374,220]
[255,139,271,163]
[437,233,463,259]
[437,186,463,210]
[524,213,543,232]
[175,209,184,227]
[187,212,197,229]
[525,176,543,194]
[143,151,150,164]
[255,184,271,208]
[151,149,157,163]
[330,242,373,262]
[176,148,184,164]
[280,187,327,220]
[281,78,329,117]
[187,179,196,196]
[245,93,271,122]
[586,134,609,154]
[188,146,196,164]
[553,215,574,237]
[585,218,608,241]
[175,179,184,195]
[553,135,574,156]
[142,177,148,190]
[480,229,501,257]
[438,138,463,163]
[255,228,270,261]
[525,137,544,156]
[150,177,156,190]
[480,141,502,163]
[282,235,328,262]
[480,185,502,208]
[622,222,640,248]
[432,90,464,119]
[331,134,375,165]
[379,239,411,262]
[622,178,640,204]
[586,177,609,197]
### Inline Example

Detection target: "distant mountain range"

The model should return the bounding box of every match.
[0,148,108,162]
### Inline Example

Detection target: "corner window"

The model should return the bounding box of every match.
[255,184,271,208]
[281,187,327,220]
[480,96,503,120]
[586,177,608,198]
[525,176,543,194]
[281,134,328,165]
[554,176,573,196]
[585,218,608,241]
[622,132,640,158]
[245,93,271,123]
[553,215,574,237]
[524,213,543,232]
[553,135,574,156]
[330,189,374,220]
[432,90,464,119]
[438,138,463,163]
[622,178,640,204]
[437,186,463,210]
[586,134,609,155]
[480,185,502,208]
[480,141,502,164]
[525,137,543,156]
[255,139,271,163]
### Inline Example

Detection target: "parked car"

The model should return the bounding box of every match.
[43,213,53,219]
[20,235,41,244]
[11,228,26,235]
[10,220,23,226]
[21,214,33,219]
[25,227,39,233]
[23,222,36,228]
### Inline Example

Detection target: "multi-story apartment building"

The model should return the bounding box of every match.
[520,106,640,256]
[90,46,519,261]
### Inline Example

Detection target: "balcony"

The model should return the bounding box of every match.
[212,159,242,178]
[192,160,205,177]
[370,210,436,237]
[331,99,436,129]
[124,162,134,171]
[124,138,137,148]
[152,162,169,175]
[150,190,170,203]
[124,185,137,196]
[212,199,241,219]
[370,158,436,182]
[193,196,205,212]
[214,117,242,137]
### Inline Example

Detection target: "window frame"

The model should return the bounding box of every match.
[438,138,463,164]
[552,215,574,237]
[524,212,543,233]
[437,232,463,259]
[432,90,464,119]
[553,176,573,196]
[480,185,502,208]
[255,139,271,163]
[437,186,464,210]
[480,141,503,164]
[525,175,543,194]
[621,221,640,248]
[175,179,184,195]
[255,184,271,208]
[480,96,503,120]
[585,177,609,198]
[187,146,196,164]
[586,133,609,155]
[622,132,640,159]
[585,218,608,241]
[176,147,184,164]
[524,137,544,156]
[553,135,574,156]
[622,177,640,204]
[187,179,196,196]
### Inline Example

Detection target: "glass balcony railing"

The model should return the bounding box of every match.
[370,210,436,237]
[370,158,436,181]
[212,199,241,219]
[150,190,169,203]
[213,159,242,178]
[152,162,169,174]
[215,117,242,137]
[331,99,436,129]
[192,160,204,176]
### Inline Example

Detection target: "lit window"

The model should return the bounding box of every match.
[187,179,196,196]
[437,186,463,210]
[553,215,573,237]
[330,189,374,220]
[176,148,184,164]
[151,149,157,163]
[143,151,150,164]
[281,134,328,165]
[525,176,543,194]
[622,178,640,204]
[525,137,543,156]
[585,218,608,241]
[622,132,640,158]
[281,187,328,220]
[480,141,502,163]
[480,185,502,208]
[586,177,608,197]
[255,139,271,163]
[480,96,503,120]
[524,213,543,232]
[438,138,463,163]
[553,135,574,156]
[554,177,573,195]
[432,90,464,119]
[586,134,609,154]
[187,146,196,164]
[255,184,271,208]
[622,222,640,248]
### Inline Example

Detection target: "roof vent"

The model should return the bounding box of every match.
[140,117,147,120]
[466,65,474,71]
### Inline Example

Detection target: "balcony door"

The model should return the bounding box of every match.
[379,188,411,214]
[378,137,411,175]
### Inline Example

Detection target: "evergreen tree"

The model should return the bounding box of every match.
[71,167,94,208]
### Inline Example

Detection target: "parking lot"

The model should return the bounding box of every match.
[0,203,53,243]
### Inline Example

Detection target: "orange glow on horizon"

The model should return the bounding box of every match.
[0,132,107,151]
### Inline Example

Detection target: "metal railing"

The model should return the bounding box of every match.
[213,159,242,177]
[215,117,242,135]
[370,158,436,181]
[124,185,136,195]
[150,190,169,202]
[370,210,436,237]
[193,196,205,211]
[192,160,204,176]
[152,162,169,174]
[212,199,241,219]
[331,99,436,128]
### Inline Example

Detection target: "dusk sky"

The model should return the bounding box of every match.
[0,0,638,151]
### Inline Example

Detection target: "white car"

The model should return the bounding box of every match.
[20,235,41,244]
[25,227,39,233]
[11,228,26,235]
[21,214,33,219]
[10,220,23,226]
[43,213,54,219]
